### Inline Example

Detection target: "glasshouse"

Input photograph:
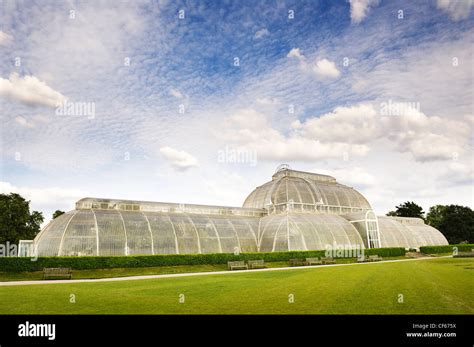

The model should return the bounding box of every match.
[27,167,448,257]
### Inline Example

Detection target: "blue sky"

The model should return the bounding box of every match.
[0,0,473,223]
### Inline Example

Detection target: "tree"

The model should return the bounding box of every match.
[386,201,425,219]
[52,210,65,219]
[425,205,447,229]
[0,193,44,245]
[427,205,474,244]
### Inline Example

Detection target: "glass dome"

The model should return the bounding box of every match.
[243,168,371,214]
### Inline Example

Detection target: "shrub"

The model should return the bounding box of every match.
[419,244,474,254]
[0,247,406,272]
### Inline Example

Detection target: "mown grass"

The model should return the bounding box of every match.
[0,256,407,281]
[0,257,472,314]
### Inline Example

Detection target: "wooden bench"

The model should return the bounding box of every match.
[368,255,383,262]
[248,259,266,269]
[228,261,248,271]
[321,257,336,265]
[357,255,367,262]
[289,258,307,267]
[306,257,322,265]
[43,267,72,280]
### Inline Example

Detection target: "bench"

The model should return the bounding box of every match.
[357,255,367,262]
[228,261,248,271]
[289,258,307,267]
[368,255,383,262]
[321,257,336,265]
[306,257,322,266]
[248,259,266,269]
[43,267,72,280]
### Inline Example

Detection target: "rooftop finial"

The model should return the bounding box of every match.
[275,163,290,173]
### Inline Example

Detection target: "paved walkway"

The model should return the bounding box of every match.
[0,255,452,287]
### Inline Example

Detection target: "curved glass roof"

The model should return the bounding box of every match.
[35,210,259,256]
[376,217,448,249]
[243,169,371,214]
[258,213,365,252]
[32,168,449,256]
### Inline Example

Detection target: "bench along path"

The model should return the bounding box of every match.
[0,256,452,287]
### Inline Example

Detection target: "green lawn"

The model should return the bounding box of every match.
[0,256,406,282]
[0,257,472,314]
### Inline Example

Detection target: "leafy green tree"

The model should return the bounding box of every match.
[0,193,44,244]
[386,201,425,219]
[52,210,65,219]
[426,205,447,229]
[427,205,474,244]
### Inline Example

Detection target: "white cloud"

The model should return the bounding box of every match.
[0,181,88,206]
[0,181,88,226]
[15,116,34,128]
[220,104,472,164]
[288,52,341,79]
[160,146,198,171]
[170,88,184,99]
[465,114,474,125]
[444,162,473,185]
[254,28,269,39]
[349,0,380,24]
[312,58,341,78]
[0,73,66,107]
[256,97,280,106]
[219,108,371,161]
[380,108,471,162]
[0,31,13,45]
[319,167,376,188]
[287,48,305,60]
[437,0,473,21]
[295,104,377,144]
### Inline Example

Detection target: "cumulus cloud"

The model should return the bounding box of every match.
[437,0,473,21]
[0,73,66,107]
[219,108,371,161]
[287,48,305,60]
[254,28,269,39]
[0,31,13,45]
[293,104,377,144]
[220,104,472,164]
[160,146,198,171]
[380,108,471,162]
[349,0,380,23]
[288,50,340,79]
[312,58,341,78]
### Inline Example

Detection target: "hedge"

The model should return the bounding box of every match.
[0,247,405,272]
[420,244,474,255]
